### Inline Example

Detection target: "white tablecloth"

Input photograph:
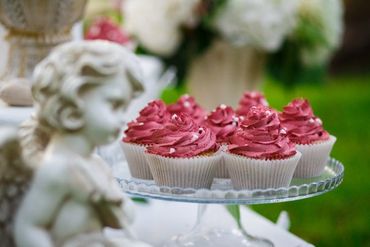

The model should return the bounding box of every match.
[130,200,314,247]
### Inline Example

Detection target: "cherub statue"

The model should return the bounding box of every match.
[0,40,151,247]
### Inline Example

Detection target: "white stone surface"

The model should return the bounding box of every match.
[0,104,33,126]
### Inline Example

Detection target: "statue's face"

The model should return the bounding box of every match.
[81,70,133,146]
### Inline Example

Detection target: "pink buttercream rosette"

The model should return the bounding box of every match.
[85,18,130,45]
[145,113,221,189]
[203,104,239,178]
[121,100,170,180]
[236,91,269,117]
[225,105,301,190]
[280,98,336,178]
[167,94,206,124]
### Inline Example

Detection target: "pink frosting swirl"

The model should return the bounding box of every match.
[236,91,269,116]
[123,100,170,144]
[147,113,218,158]
[167,94,206,123]
[203,104,239,144]
[229,105,296,159]
[279,98,329,144]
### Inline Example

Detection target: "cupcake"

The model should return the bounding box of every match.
[146,113,221,189]
[280,98,336,178]
[225,105,301,190]
[167,94,206,124]
[203,104,239,178]
[122,99,170,179]
[236,91,269,117]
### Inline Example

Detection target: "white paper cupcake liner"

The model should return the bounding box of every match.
[224,152,302,190]
[294,135,336,178]
[214,144,229,178]
[214,156,230,179]
[121,142,153,180]
[145,152,222,189]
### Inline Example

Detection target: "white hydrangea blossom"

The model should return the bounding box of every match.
[123,0,200,56]
[298,0,344,65]
[213,0,299,51]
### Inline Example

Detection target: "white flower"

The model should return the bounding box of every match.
[213,0,299,51]
[123,0,200,56]
[297,0,344,65]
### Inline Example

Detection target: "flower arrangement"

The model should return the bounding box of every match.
[122,0,344,87]
[268,0,344,86]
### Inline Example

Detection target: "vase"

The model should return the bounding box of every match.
[187,40,266,111]
[0,0,87,106]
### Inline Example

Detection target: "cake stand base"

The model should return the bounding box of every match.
[163,204,274,247]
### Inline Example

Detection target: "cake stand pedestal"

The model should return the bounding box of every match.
[117,158,344,247]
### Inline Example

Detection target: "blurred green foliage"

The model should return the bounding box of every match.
[253,74,370,246]
[160,84,188,104]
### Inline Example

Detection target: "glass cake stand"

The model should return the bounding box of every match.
[116,158,344,247]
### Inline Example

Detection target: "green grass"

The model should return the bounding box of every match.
[252,75,370,246]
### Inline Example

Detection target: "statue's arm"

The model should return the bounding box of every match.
[92,155,133,229]
[14,162,68,247]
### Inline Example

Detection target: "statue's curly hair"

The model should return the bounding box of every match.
[20,41,144,166]
[32,40,143,132]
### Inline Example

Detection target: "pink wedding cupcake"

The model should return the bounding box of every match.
[146,113,221,189]
[167,94,206,123]
[236,91,269,117]
[280,98,336,178]
[122,100,170,179]
[225,105,301,190]
[203,104,239,178]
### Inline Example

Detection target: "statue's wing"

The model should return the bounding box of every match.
[0,127,32,247]
[19,114,49,169]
